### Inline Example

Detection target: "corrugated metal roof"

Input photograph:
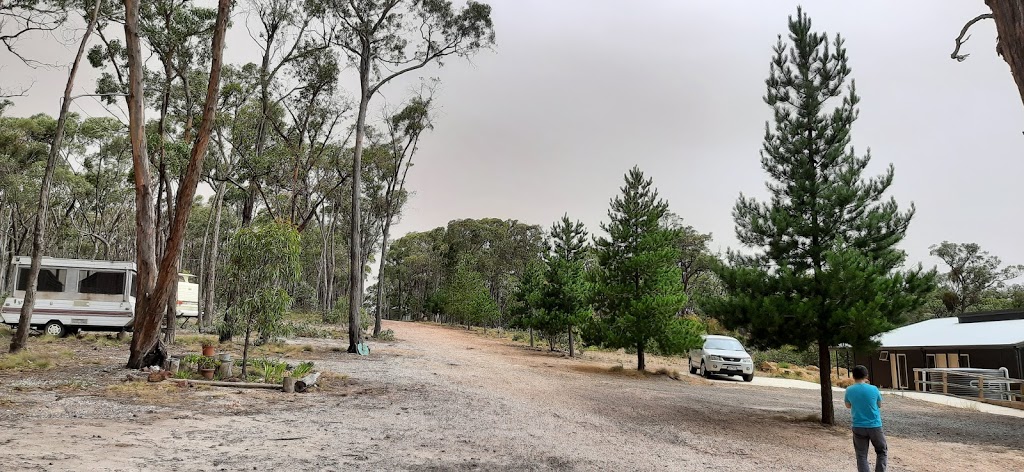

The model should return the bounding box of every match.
[877,317,1024,348]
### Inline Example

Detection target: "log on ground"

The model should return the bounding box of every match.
[172,379,282,390]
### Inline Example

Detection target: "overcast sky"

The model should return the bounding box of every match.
[4,1,1023,274]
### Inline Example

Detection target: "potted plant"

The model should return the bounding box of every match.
[201,341,216,357]
[181,354,202,372]
[198,356,218,380]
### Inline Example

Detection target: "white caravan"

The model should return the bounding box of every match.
[176,273,200,320]
[2,256,137,336]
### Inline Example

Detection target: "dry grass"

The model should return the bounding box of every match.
[284,311,323,324]
[26,334,67,345]
[759,361,857,387]
[104,380,182,405]
[654,367,685,381]
[79,333,130,348]
[175,334,220,349]
[572,363,710,385]
[0,348,73,371]
[253,342,310,357]
[317,371,350,392]
[572,364,643,378]
[771,411,823,424]
[55,379,93,392]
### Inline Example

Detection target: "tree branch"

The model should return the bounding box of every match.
[952,13,994,62]
[297,174,349,232]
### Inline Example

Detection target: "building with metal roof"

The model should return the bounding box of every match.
[855,309,1024,390]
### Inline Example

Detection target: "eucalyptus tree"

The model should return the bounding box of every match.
[0,114,60,291]
[123,0,233,368]
[10,0,103,354]
[0,0,69,92]
[204,63,259,331]
[321,0,495,352]
[239,0,331,226]
[372,97,432,337]
[223,221,301,378]
[141,0,217,343]
[930,241,1024,315]
[66,117,133,260]
[951,1,1024,109]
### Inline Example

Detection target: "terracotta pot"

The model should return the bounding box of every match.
[202,345,215,357]
[200,368,215,380]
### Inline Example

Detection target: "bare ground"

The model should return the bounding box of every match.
[1,321,1022,471]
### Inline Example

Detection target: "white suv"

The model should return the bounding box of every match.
[688,335,755,382]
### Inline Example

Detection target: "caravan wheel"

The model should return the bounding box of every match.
[44,321,66,337]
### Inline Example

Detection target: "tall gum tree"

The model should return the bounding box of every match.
[124,0,233,368]
[321,0,495,352]
[952,1,1024,108]
[10,0,104,353]
[372,96,432,337]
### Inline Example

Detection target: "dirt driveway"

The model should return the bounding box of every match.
[1,321,1022,471]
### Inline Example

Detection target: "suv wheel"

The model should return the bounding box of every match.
[688,358,697,375]
[742,374,754,382]
[701,360,711,379]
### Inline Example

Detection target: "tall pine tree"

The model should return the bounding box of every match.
[589,167,703,370]
[709,8,935,425]
[509,260,546,348]
[537,215,591,357]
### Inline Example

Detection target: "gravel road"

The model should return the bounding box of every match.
[1,321,1021,471]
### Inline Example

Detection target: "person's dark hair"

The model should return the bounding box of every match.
[852,365,869,380]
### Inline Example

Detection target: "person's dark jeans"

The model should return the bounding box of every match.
[852,427,887,472]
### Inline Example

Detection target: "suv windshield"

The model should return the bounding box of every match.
[704,338,744,351]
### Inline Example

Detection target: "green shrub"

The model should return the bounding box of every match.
[291,361,314,378]
[197,356,219,369]
[323,304,346,324]
[751,345,819,367]
[360,309,373,333]
[250,358,288,383]
[375,329,395,341]
[285,322,333,338]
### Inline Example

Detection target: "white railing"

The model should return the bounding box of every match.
[913,367,1024,403]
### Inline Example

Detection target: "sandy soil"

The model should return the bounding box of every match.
[1,321,1022,471]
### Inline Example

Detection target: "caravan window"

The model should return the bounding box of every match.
[79,271,127,295]
[17,268,66,292]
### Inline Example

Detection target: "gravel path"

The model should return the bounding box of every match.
[1,321,1022,471]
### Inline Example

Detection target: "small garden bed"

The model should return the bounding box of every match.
[138,341,322,393]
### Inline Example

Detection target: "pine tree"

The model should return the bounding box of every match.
[709,8,935,425]
[509,260,546,347]
[589,167,703,370]
[537,215,591,357]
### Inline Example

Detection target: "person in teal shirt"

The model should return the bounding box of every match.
[844,365,886,472]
